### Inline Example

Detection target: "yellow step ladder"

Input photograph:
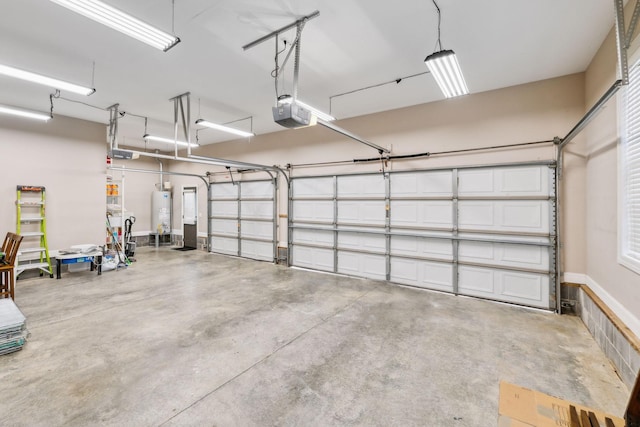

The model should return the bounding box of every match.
[16,185,53,278]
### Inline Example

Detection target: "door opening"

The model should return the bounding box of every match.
[182,186,198,249]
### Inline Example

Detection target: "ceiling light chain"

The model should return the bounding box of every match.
[432,0,442,52]
[49,90,60,118]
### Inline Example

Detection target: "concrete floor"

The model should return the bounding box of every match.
[0,247,630,426]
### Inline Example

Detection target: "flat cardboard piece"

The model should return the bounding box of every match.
[498,381,625,427]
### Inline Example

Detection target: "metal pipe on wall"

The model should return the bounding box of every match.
[157,158,163,188]
[107,165,209,186]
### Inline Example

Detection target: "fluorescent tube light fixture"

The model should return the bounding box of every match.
[50,0,180,52]
[0,64,95,96]
[278,96,335,122]
[195,119,255,138]
[0,104,52,121]
[143,134,198,148]
[424,50,469,98]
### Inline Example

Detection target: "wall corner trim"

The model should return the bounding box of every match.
[564,272,587,284]
[584,275,640,352]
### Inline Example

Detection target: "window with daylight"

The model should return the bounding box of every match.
[621,58,640,274]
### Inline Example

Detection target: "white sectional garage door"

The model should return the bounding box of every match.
[290,163,556,309]
[209,179,276,262]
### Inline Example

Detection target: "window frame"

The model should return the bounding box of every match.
[619,52,640,274]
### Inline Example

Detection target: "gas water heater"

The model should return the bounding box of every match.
[151,191,171,235]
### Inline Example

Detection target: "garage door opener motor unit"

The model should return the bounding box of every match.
[272,101,316,129]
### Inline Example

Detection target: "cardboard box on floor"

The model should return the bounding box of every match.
[498,381,625,427]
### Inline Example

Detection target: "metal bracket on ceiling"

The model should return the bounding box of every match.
[242,10,320,51]
[625,0,640,48]
[615,0,640,85]
[107,103,120,151]
[169,92,191,157]
[243,10,319,105]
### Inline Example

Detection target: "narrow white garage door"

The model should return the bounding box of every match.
[209,179,276,262]
[290,163,556,309]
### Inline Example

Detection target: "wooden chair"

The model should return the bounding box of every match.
[0,232,23,300]
[1,232,10,253]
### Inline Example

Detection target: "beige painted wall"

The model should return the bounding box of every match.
[166,74,586,274]
[582,6,640,336]
[0,115,105,251]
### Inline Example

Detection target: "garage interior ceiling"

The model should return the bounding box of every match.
[0,0,616,150]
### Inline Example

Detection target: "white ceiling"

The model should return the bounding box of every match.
[0,0,616,151]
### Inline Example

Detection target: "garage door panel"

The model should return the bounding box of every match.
[500,272,546,302]
[211,218,238,236]
[211,201,238,217]
[391,171,453,197]
[390,235,453,260]
[338,200,386,225]
[459,265,549,308]
[390,258,453,292]
[241,240,273,261]
[458,203,493,227]
[502,203,545,229]
[390,200,453,229]
[501,168,546,194]
[241,220,273,240]
[459,201,549,234]
[210,180,275,261]
[500,244,545,265]
[210,236,238,255]
[241,200,273,219]
[293,201,334,223]
[458,166,549,197]
[292,229,333,247]
[210,183,237,198]
[338,231,385,253]
[241,181,273,197]
[293,177,334,197]
[292,246,334,272]
[338,251,386,280]
[458,267,495,294]
[459,241,549,271]
[338,175,385,197]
